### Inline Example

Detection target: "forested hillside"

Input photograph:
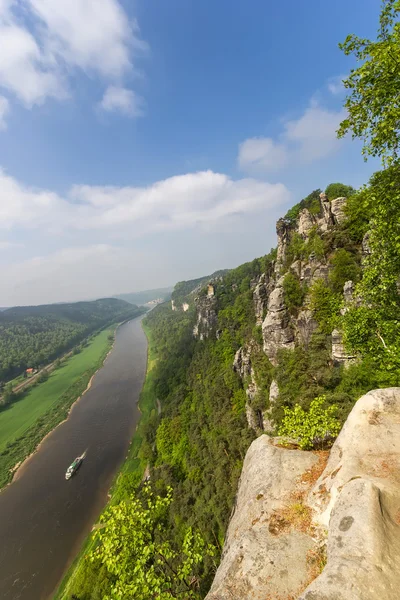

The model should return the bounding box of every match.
[0,298,144,382]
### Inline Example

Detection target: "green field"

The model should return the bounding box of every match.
[55,320,156,600]
[0,328,114,487]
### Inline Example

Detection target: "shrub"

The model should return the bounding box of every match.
[328,248,360,294]
[278,396,341,450]
[309,281,341,334]
[283,272,305,312]
[284,189,322,224]
[325,182,355,200]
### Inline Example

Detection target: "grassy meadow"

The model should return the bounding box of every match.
[0,327,114,488]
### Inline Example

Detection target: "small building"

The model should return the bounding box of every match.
[26,368,34,376]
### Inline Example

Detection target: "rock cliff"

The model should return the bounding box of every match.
[206,388,400,600]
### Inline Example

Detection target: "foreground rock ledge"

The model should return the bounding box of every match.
[206,388,400,600]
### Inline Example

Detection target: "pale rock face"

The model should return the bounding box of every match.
[263,379,279,432]
[315,192,333,232]
[300,388,400,600]
[262,285,295,365]
[205,436,320,600]
[207,388,400,600]
[296,309,318,348]
[330,196,347,224]
[298,208,315,238]
[343,280,354,304]
[193,295,217,339]
[253,273,270,325]
[171,300,176,311]
[331,328,356,367]
[275,218,291,274]
[362,231,372,257]
[182,302,189,312]
[233,346,252,379]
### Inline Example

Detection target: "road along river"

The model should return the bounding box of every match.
[0,317,148,600]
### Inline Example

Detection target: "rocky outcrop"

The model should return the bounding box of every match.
[207,388,400,600]
[296,309,318,348]
[298,208,315,238]
[262,282,295,364]
[275,218,291,274]
[193,294,217,340]
[234,343,264,431]
[253,273,270,325]
[206,436,321,600]
[301,388,400,600]
[330,196,347,224]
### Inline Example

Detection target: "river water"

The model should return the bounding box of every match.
[0,317,148,600]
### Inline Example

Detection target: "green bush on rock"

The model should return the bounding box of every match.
[278,396,341,450]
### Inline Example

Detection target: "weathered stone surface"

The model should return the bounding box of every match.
[331,328,356,367]
[343,280,354,304]
[182,302,189,312]
[269,379,279,405]
[253,273,270,325]
[300,388,400,600]
[296,309,318,348]
[315,192,333,232]
[262,285,295,364]
[171,300,176,311]
[233,346,252,379]
[362,230,372,257]
[205,436,320,600]
[207,388,400,600]
[330,196,347,224]
[193,295,217,339]
[275,218,291,274]
[298,208,315,238]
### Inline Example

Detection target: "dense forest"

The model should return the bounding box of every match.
[0,298,145,382]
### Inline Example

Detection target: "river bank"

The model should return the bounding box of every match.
[0,327,118,490]
[55,318,158,600]
[0,318,148,600]
[11,327,117,484]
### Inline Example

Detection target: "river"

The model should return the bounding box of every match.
[0,317,148,600]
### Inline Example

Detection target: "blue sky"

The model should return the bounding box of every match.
[0,0,381,305]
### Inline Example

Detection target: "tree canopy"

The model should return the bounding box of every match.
[338,0,400,164]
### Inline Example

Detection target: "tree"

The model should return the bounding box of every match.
[91,485,215,599]
[325,183,355,200]
[278,396,341,450]
[338,0,400,164]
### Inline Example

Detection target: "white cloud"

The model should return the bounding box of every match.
[238,137,288,172]
[100,86,145,117]
[0,95,9,128]
[0,169,291,235]
[0,0,147,111]
[239,102,345,173]
[328,75,346,95]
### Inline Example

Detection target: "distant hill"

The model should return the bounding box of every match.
[171,269,229,306]
[114,287,173,306]
[0,298,144,382]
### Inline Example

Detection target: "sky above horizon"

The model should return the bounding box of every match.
[0,0,381,306]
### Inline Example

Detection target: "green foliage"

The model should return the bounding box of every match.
[325,183,355,200]
[284,189,322,224]
[309,281,341,334]
[328,249,360,294]
[282,272,306,312]
[91,485,214,599]
[338,0,400,164]
[0,299,143,383]
[342,165,400,377]
[278,396,341,450]
[286,227,325,265]
[0,328,115,488]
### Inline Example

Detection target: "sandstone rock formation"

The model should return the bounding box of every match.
[206,388,400,600]
[193,293,217,339]
[206,436,321,600]
[262,282,295,364]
